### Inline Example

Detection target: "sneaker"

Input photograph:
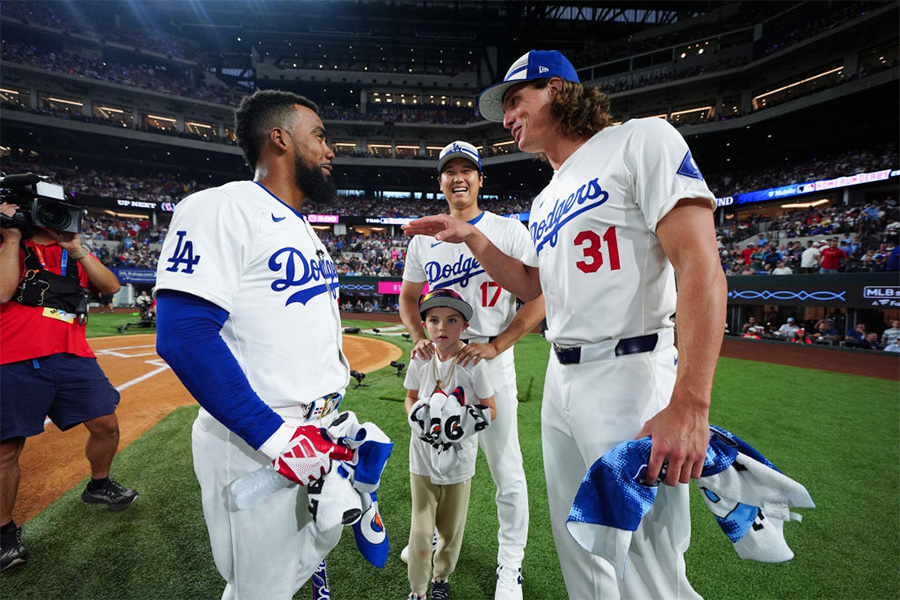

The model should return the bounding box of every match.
[312,559,330,600]
[407,594,425,600]
[431,579,451,600]
[494,564,523,600]
[0,526,29,572]
[81,479,139,510]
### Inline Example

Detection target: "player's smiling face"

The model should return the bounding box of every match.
[501,81,556,154]
[439,158,483,215]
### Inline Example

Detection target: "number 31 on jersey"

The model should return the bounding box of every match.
[574,226,620,273]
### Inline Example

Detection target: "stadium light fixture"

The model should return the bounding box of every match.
[781,199,830,209]
[753,67,844,105]
[47,97,83,106]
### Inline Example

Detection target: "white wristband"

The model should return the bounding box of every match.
[258,423,297,461]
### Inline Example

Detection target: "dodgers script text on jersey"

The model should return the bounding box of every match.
[404,211,538,340]
[155,181,350,416]
[529,118,717,347]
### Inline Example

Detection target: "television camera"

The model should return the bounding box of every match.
[0,173,81,238]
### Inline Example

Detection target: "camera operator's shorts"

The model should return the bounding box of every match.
[0,353,120,441]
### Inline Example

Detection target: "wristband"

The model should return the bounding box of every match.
[69,248,90,260]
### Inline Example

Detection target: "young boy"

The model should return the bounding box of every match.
[404,288,497,600]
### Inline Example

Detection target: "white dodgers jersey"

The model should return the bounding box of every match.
[404,211,538,338]
[155,181,350,417]
[528,118,716,346]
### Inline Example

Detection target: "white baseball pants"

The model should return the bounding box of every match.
[480,348,530,568]
[192,409,342,600]
[541,343,702,600]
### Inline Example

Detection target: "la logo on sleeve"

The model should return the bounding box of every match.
[165,230,201,274]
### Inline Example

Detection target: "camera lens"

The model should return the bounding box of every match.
[35,201,72,230]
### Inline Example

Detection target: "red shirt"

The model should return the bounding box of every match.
[741,246,755,265]
[0,239,95,364]
[819,246,847,270]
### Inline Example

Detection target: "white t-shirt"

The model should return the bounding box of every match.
[404,211,538,339]
[527,118,716,346]
[800,247,821,268]
[404,354,493,485]
[155,181,349,421]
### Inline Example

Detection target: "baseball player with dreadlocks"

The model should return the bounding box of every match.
[155,90,352,600]
[400,141,544,600]
[404,50,727,599]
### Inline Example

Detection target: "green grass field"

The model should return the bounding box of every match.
[1,316,897,599]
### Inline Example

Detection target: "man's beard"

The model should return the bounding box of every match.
[295,155,337,205]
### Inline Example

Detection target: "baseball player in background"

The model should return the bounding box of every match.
[399,141,544,600]
[404,50,727,599]
[155,90,352,600]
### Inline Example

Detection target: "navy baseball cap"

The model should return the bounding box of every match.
[437,141,482,173]
[478,50,580,122]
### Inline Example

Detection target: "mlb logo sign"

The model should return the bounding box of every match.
[864,286,898,298]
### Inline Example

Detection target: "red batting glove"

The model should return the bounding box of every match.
[274,425,354,486]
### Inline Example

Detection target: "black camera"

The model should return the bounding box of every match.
[0,173,81,238]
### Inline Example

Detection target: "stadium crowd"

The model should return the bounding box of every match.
[705,145,897,197]
[4,0,893,131]
[66,191,899,279]
[1,1,200,59]
[739,314,900,353]
[4,143,898,278]
[575,1,881,70]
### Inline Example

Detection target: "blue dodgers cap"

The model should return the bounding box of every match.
[478,50,580,122]
[437,140,482,173]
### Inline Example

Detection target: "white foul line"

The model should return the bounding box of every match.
[115,359,170,392]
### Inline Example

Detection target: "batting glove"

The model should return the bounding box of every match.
[438,386,491,444]
[425,391,450,447]
[408,397,432,442]
[458,404,492,439]
[274,425,354,486]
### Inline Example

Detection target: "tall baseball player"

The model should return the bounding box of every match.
[403,50,727,599]
[399,141,545,600]
[155,90,352,600]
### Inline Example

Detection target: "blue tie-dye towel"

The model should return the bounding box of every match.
[566,425,815,579]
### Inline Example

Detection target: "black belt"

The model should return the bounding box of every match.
[462,335,497,344]
[554,333,660,365]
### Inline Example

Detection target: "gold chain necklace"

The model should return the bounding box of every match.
[432,343,462,389]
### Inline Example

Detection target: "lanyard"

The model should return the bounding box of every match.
[31,245,69,276]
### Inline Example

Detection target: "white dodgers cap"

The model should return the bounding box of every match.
[437,140,482,172]
[478,49,580,122]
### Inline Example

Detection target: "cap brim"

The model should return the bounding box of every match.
[438,152,481,173]
[478,80,518,122]
[419,297,473,322]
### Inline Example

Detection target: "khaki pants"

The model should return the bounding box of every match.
[408,474,472,596]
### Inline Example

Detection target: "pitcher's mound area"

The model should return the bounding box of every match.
[13,333,401,524]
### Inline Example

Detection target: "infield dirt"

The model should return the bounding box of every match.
[12,332,401,525]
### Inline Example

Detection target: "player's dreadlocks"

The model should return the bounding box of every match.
[234,89,319,170]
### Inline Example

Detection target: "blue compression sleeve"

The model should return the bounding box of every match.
[155,290,284,450]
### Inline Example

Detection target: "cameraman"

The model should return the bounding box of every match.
[0,201,138,572]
